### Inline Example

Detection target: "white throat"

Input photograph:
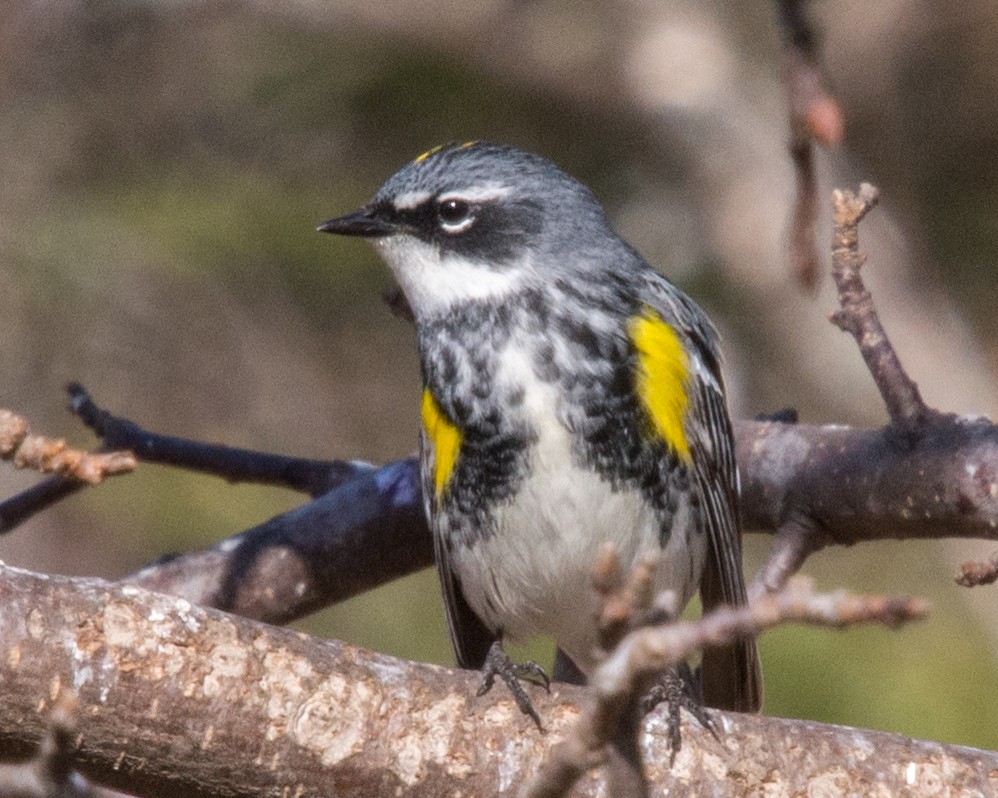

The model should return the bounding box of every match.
[372,234,526,317]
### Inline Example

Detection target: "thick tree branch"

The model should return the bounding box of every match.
[1,564,990,798]
[110,414,998,622]
[6,382,998,619]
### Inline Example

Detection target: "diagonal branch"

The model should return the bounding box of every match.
[830,185,934,438]
[523,577,928,798]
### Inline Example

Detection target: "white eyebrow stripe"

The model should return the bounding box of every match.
[439,185,512,203]
[393,190,433,210]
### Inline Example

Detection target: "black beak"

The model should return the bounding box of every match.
[316,207,395,238]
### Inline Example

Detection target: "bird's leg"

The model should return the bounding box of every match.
[477,639,550,729]
[641,664,718,765]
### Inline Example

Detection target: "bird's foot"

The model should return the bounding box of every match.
[477,640,550,730]
[642,667,718,765]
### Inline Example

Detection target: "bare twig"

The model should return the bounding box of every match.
[67,383,364,497]
[524,577,928,798]
[748,509,827,597]
[592,546,662,654]
[0,385,375,533]
[0,408,135,488]
[775,0,844,290]
[830,185,934,437]
[955,552,998,587]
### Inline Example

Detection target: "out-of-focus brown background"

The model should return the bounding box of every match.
[2,0,997,747]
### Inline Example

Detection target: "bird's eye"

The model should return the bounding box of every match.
[437,198,474,231]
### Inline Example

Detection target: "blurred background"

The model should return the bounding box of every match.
[2,0,998,749]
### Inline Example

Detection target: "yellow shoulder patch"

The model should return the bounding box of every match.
[421,388,463,498]
[628,307,692,462]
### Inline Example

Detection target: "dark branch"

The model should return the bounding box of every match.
[129,457,427,624]
[67,382,363,497]
[0,386,376,533]
[6,386,998,624]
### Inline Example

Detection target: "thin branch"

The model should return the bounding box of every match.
[830,185,934,437]
[0,408,135,488]
[0,386,376,533]
[67,382,365,498]
[524,577,929,798]
[775,0,844,291]
[748,509,827,597]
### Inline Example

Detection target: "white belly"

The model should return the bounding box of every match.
[450,346,705,676]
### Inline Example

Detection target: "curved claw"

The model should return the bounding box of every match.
[477,640,549,730]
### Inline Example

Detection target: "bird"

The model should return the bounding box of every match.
[318,140,762,724]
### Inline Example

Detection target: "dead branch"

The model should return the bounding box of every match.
[0,385,373,534]
[66,382,358,497]
[775,0,844,290]
[524,577,928,798]
[106,414,998,624]
[0,564,988,798]
[955,552,998,587]
[0,408,135,486]
[830,185,933,437]
[7,385,997,621]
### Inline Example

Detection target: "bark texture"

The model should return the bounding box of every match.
[1,564,994,797]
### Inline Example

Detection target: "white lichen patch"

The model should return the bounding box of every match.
[898,758,952,795]
[806,767,851,798]
[27,608,45,639]
[480,701,518,727]
[103,602,144,650]
[202,638,249,699]
[260,648,318,727]
[392,693,468,785]
[291,673,375,767]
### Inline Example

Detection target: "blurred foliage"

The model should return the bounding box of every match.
[2,0,998,753]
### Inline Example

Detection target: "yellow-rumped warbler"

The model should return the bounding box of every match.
[319,141,762,721]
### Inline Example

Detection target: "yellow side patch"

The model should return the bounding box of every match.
[421,388,463,498]
[628,307,692,462]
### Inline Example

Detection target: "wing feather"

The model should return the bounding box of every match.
[641,272,763,712]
